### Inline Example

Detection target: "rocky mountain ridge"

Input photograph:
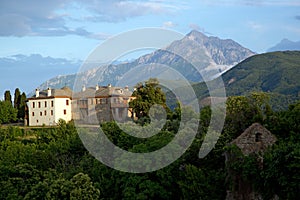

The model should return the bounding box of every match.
[37,30,255,93]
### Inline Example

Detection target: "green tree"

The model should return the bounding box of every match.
[12,88,27,120]
[4,90,12,105]
[178,164,226,199]
[261,133,300,199]
[225,92,272,138]
[0,100,18,124]
[70,173,100,200]
[18,92,27,119]
[14,88,21,109]
[121,174,170,199]
[0,164,42,199]
[129,78,169,120]
[24,169,72,200]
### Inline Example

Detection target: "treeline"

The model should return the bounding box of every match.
[0,81,299,199]
[0,98,299,198]
[0,88,27,124]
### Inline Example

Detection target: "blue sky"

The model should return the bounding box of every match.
[0,0,300,97]
[0,0,299,60]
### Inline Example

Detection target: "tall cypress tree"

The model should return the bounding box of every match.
[4,90,12,106]
[14,88,21,109]
[18,92,27,119]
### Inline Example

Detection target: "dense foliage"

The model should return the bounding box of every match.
[129,78,169,120]
[0,93,299,199]
[0,88,27,124]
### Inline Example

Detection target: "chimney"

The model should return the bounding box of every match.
[96,84,99,90]
[35,89,39,97]
[124,86,129,91]
[47,88,51,96]
[82,85,86,92]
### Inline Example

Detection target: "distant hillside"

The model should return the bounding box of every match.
[223,51,300,96]
[268,39,300,52]
[194,51,300,109]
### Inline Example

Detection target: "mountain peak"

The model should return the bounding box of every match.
[185,30,208,42]
[268,38,300,52]
[181,30,255,65]
[187,30,207,37]
[281,38,291,43]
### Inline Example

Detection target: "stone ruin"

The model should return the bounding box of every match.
[231,123,277,156]
[225,123,277,200]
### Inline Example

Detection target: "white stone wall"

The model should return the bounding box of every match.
[28,97,72,126]
[53,98,72,124]
[28,98,55,126]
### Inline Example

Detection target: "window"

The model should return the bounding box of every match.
[79,100,88,105]
[51,110,53,116]
[40,112,42,116]
[66,99,69,106]
[45,101,47,107]
[44,110,47,116]
[255,132,262,142]
[32,112,34,116]
[63,109,67,115]
[38,102,41,108]
[32,102,35,108]
[51,101,54,107]
[119,108,124,118]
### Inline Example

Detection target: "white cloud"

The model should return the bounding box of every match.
[189,23,212,35]
[162,21,177,28]
[0,0,183,38]
[247,21,264,31]
[201,0,300,6]
[286,26,300,34]
[189,23,202,31]
[79,0,183,22]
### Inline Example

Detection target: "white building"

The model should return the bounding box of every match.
[26,87,72,126]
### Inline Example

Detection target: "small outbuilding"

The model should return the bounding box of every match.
[225,123,277,200]
[230,123,277,156]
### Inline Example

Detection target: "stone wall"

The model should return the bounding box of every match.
[231,123,276,155]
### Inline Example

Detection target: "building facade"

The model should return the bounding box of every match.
[26,87,72,126]
[26,85,134,126]
[72,84,134,124]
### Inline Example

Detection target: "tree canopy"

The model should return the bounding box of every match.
[0,88,27,124]
[129,78,169,120]
[0,89,299,199]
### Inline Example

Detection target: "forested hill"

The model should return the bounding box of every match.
[194,51,300,108]
[223,51,300,96]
